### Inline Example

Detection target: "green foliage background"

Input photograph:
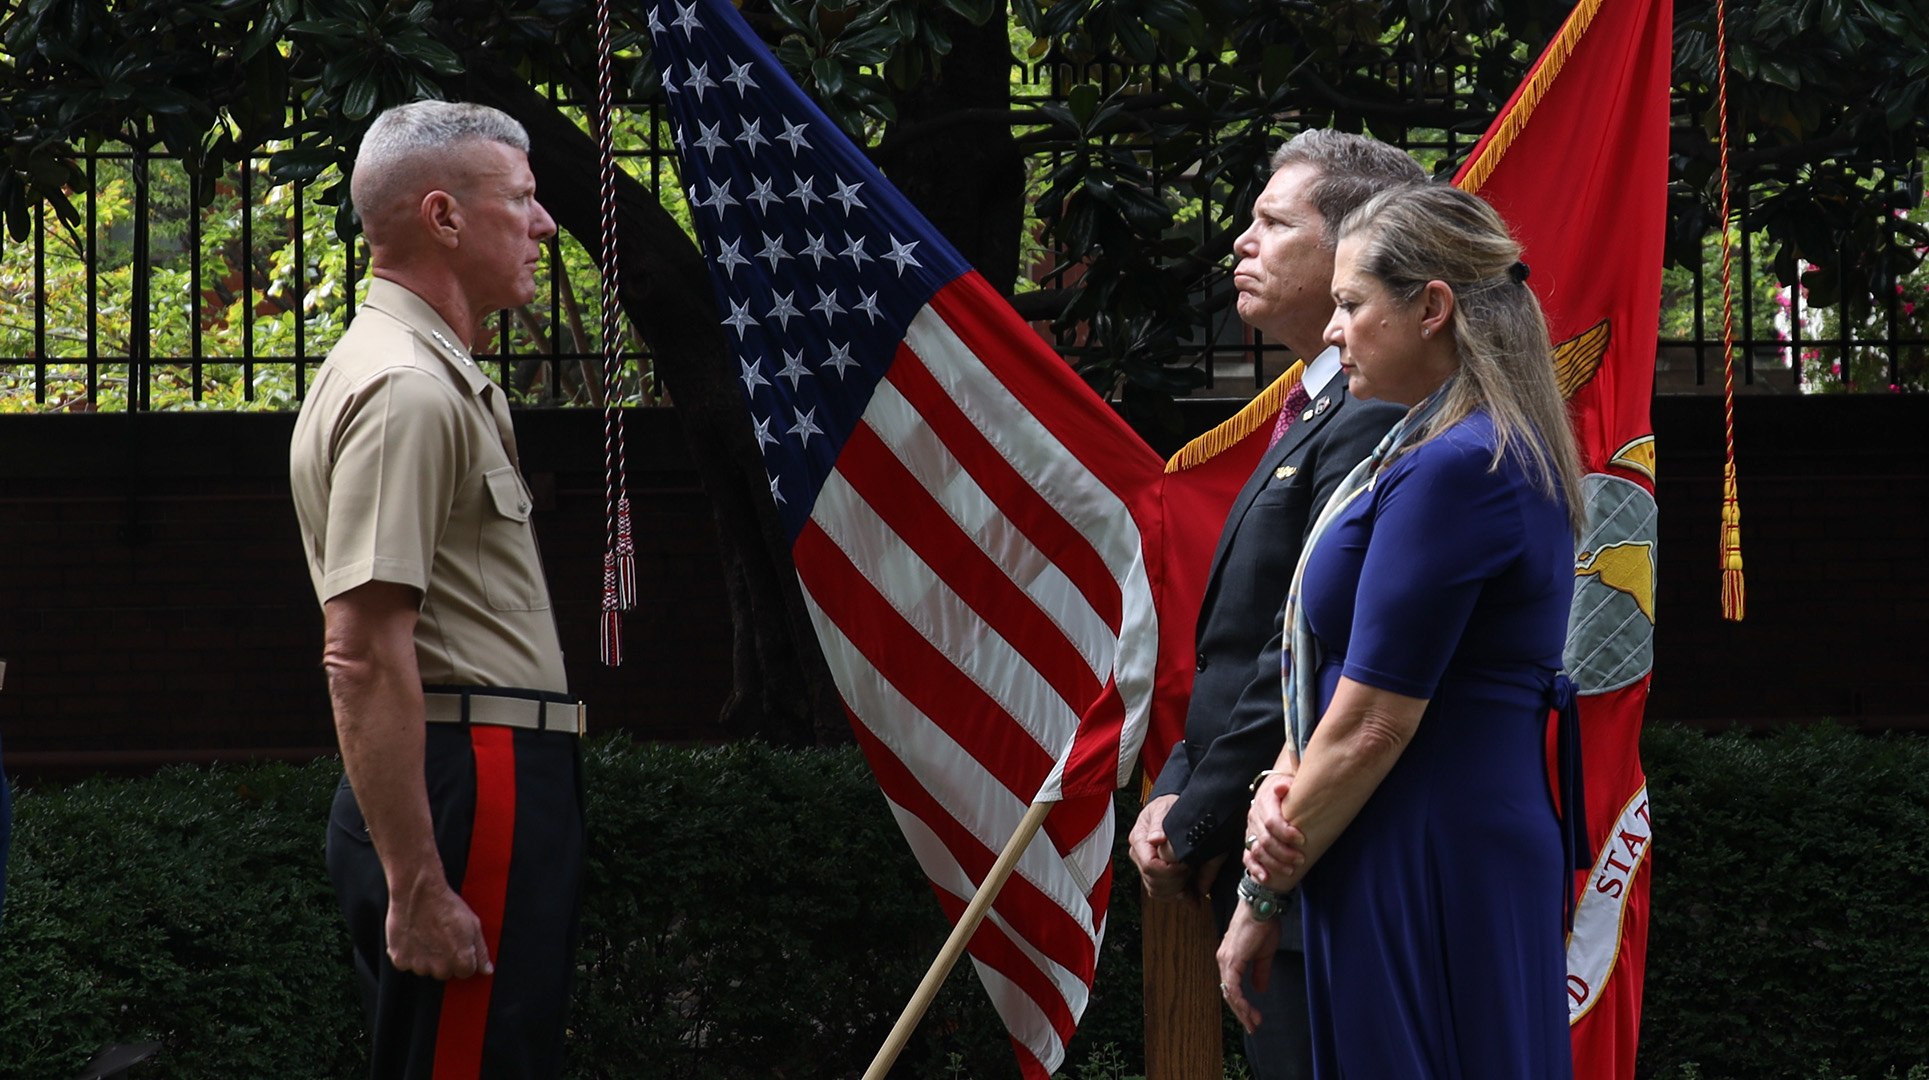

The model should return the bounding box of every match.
[2,0,1926,412]
[4,726,1929,1079]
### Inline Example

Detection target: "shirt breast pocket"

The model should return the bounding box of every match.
[478,466,550,612]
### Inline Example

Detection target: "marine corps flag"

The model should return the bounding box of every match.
[1451,0,1672,1075]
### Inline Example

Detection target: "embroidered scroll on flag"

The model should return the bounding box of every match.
[1451,0,1672,1074]
[641,1,1188,1072]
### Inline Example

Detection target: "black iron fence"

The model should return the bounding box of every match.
[0,95,676,414]
[2,72,1923,412]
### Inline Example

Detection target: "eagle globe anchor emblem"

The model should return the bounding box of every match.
[1554,320,1658,689]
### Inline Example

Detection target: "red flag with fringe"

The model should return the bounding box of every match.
[1451,0,1672,1075]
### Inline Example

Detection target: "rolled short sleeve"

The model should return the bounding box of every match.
[317,368,464,601]
[1339,433,1525,699]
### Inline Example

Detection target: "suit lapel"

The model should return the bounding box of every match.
[1197,382,1353,618]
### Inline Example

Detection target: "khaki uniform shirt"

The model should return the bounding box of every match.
[290,278,569,694]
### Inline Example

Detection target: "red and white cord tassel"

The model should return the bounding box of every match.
[614,494,637,610]
[600,551,625,666]
[594,0,634,662]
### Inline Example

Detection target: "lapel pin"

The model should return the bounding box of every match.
[1314,396,1331,415]
[1275,465,1298,480]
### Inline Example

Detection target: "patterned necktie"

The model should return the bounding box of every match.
[1267,379,1314,449]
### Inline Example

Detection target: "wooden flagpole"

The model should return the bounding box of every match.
[1139,774,1225,1080]
[862,798,1056,1080]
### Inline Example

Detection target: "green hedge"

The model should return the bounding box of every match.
[1639,725,1929,1080]
[0,739,1147,1080]
[3,726,1927,1079]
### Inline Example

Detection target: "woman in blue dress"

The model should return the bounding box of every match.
[1216,182,1585,1080]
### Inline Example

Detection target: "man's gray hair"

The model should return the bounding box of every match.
[1269,129,1427,249]
[352,101,531,225]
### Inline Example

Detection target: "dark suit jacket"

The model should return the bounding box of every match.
[1150,374,1406,945]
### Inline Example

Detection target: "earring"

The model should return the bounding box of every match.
[1421,327,1432,338]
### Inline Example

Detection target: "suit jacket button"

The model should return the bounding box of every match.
[1195,652,1209,672]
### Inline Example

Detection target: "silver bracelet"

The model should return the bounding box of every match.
[1237,871,1285,921]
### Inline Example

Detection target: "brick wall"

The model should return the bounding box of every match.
[0,395,1923,774]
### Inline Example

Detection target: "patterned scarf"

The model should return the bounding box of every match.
[1281,378,1457,760]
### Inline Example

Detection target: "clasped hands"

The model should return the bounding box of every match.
[1127,794,1219,904]
[1242,770,1307,890]
[1215,770,1308,1034]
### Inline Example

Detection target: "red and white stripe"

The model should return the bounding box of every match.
[794,274,1160,1075]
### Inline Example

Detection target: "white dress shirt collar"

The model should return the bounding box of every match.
[1304,345,1344,398]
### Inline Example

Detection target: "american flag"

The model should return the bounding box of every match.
[641,0,1176,1072]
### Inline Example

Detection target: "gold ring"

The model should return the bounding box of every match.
[1244,834,1258,851]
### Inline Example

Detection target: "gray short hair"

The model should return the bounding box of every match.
[1269,130,1426,248]
[352,101,530,224]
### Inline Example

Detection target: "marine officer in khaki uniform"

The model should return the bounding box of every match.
[290,100,583,1080]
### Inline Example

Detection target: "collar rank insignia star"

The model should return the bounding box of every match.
[1314,396,1331,415]
[429,329,474,367]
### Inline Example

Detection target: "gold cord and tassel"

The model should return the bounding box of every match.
[1720,463,1745,619]
[1714,0,1746,621]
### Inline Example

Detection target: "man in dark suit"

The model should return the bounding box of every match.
[1128,130,1423,1079]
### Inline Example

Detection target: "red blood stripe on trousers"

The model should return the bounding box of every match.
[432,726,517,1080]
[798,521,1055,791]
[884,343,1123,631]
[833,422,1104,716]
[846,712,1098,982]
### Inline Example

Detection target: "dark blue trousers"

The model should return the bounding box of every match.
[327,724,585,1080]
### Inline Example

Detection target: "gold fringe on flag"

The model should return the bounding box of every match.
[1164,361,1306,473]
[1456,0,1609,195]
